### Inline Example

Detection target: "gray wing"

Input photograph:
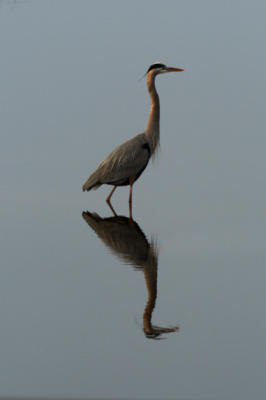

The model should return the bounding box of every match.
[98,133,150,184]
[83,133,150,190]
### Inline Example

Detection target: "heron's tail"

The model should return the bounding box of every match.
[82,171,102,191]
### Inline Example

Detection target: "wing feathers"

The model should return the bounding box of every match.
[82,133,150,190]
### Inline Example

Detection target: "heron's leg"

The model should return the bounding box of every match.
[128,177,135,220]
[106,186,117,216]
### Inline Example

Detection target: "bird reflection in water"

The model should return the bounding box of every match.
[82,211,179,339]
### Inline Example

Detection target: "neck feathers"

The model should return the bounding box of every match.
[145,72,160,158]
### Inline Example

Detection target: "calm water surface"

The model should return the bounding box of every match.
[0,1,265,399]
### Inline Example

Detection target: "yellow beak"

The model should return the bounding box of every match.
[166,67,184,72]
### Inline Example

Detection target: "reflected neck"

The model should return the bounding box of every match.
[142,254,157,335]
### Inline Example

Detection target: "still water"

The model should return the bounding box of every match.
[1,1,265,399]
[0,192,264,399]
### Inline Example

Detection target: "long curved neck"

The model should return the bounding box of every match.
[145,72,160,156]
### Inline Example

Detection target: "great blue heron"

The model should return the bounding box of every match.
[82,62,184,218]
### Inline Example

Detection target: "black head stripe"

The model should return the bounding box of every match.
[147,63,166,73]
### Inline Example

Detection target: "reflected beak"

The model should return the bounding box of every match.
[166,66,184,72]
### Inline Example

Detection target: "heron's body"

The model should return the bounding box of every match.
[82,62,184,217]
[82,133,150,190]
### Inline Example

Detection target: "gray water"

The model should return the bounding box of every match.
[0,1,265,399]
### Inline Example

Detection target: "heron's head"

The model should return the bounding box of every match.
[146,62,184,76]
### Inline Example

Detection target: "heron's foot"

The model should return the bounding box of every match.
[128,215,135,225]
